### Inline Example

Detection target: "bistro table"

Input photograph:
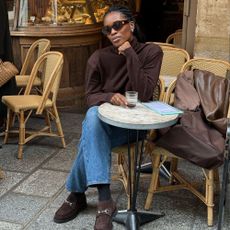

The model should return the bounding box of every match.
[98,102,179,230]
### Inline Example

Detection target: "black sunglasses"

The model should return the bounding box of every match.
[102,20,129,35]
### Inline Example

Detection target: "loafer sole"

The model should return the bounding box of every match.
[53,204,87,224]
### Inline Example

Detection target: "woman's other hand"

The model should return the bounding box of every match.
[110,93,127,106]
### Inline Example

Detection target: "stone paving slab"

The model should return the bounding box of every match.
[0,145,57,173]
[0,193,48,225]
[14,169,68,198]
[0,110,229,230]
[192,201,230,230]
[59,113,84,135]
[0,221,23,230]
[42,139,79,172]
[0,171,27,197]
[25,207,126,230]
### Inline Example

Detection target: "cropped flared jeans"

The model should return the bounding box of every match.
[66,106,139,193]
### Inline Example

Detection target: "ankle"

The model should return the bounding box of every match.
[68,192,85,202]
[97,184,111,202]
[71,192,85,196]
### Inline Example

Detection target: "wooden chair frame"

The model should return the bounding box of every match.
[166,31,182,48]
[181,58,230,77]
[145,58,230,226]
[16,38,51,93]
[2,51,66,159]
[160,46,190,77]
[146,42,176,48]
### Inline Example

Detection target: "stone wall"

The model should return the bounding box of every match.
[194,0,230,61]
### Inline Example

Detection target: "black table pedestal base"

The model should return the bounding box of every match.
[113,210,164,229]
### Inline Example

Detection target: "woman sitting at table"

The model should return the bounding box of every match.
[53,5,163,230]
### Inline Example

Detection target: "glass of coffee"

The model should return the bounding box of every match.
[125,91,138,108]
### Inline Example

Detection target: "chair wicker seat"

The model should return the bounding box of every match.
[2,95,52,113]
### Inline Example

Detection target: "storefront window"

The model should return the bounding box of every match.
[16,0,131,27]
[6,0,15,29]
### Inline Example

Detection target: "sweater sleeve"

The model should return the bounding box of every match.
[85,52,114,108]
[124,45,163,102]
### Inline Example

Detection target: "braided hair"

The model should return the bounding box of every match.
[103,5,146,43]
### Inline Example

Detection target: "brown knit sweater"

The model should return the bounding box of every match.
[85,37,163,108]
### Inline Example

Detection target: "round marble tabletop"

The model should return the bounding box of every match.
[98,102,178,130]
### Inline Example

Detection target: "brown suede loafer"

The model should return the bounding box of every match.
[94,199,117,230]
[53,192,87,223]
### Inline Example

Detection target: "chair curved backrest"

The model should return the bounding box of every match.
[146,41,176,48]
[20,38,51,75]
[163,78,177,104]
[160,46,190,76]
[152,78,165,102]
[181,58,230,78]
[24,51,64,114]
[166,58,230,105]
[166,31,182,48]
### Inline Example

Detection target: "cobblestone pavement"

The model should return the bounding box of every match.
[0,107,229,230]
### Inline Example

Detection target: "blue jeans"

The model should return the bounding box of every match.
[66,106,140,193]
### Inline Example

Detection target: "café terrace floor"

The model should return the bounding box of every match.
[0,106,229,230]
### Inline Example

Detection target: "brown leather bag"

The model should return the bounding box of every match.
[157,110,225,169]
[157,70,229,169]
[0,59,18,87]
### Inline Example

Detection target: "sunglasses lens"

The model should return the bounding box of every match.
[102,20,128,35]
[102,26,111,35]
[112,21,123,31]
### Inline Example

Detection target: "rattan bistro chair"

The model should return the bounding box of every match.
[144,44,190,88]
[15,38,51,93]
[159,46,190,88]
[146,42,176,48]
[160,46,190,76]
[182,58,230,77]
[2,51,66,159]
[144,58,230,226]
[166,31,182,48]
[112,79,165,208]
